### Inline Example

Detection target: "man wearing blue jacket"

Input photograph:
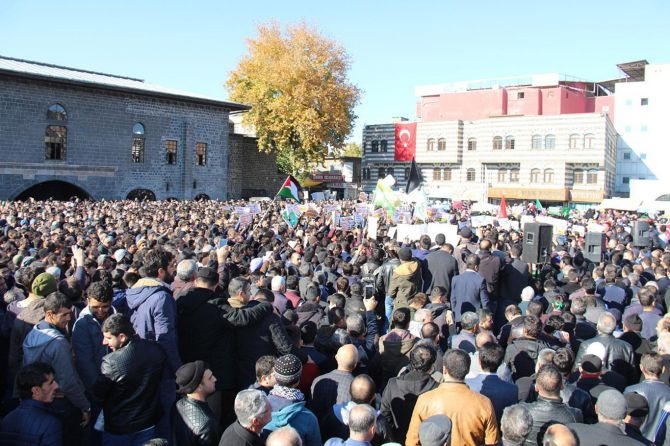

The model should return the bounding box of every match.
[23,292,91,445]
[126,247,181,442]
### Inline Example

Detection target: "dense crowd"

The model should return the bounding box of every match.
[0,197,669,446]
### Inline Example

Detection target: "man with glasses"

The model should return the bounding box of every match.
[23,292,91,445]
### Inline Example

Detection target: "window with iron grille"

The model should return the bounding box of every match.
[165,140,177,165]
[45,125,67,160]
[492,136,502,150]
[195,143,207,166]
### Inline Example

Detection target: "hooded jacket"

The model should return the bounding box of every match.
[388,261,422,309]
[266,395,321,446]
[23,320,90,412]
[125,277,181,373]
[8,298,45,375]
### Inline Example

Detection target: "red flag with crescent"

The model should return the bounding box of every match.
[394,122,417,161]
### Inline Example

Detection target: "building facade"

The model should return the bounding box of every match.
[363,72,621,205]
[0,55,283,200]
[612,61,670,197]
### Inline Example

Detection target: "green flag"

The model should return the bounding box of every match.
[535,199,543,210]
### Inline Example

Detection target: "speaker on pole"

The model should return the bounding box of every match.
[584,232,606,263]
[521,223,553,264]
[632,220,651,247]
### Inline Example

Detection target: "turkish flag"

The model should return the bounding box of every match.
[394,122,417,161]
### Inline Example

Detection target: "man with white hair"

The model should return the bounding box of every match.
[172,259,197,299]
[324,404,377,446]
[409,308,433,338]
[500,404,533,446]
[218,389,271,446]
[518,286,534,315]
[575,312,634,381]
[271,275,290,313]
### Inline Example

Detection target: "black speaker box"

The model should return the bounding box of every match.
[632,220,651,247]
[521,223,553,264]
[584,232,606,263]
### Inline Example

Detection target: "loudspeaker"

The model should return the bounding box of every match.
[632,221,651,247]
[584,232,606,263]
[521,223,553,264]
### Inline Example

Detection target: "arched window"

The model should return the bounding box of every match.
[492,136,503,150]
[586,169,598,184]
[380,140,388,152]
[510,169,520,183]
[44,126,67,160]
[530,168,541,183]
[386,167,394,178]
[467,138,477,151]
[498,169,507,183]
[47,104,67,121]
[569,134,580,149]
[574,169,584,184]
[427,138,435,151]
[584,133,595,149]
[371,141,379,153]
[545,134,555,149]
[433,168,442,181]
[437,138,446,151]
[378,167,385,178]
[443,168,451,181]
[466,168,476,182]
[362,168,371,180]
[195,143,207,166]
[544,168,554,183]
[505,135,515,150]
[531,134,542,149]
[131,123,145,163]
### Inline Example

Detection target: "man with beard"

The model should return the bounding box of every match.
[126,247,181,442]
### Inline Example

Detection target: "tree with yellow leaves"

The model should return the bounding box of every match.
[226,22,361,177]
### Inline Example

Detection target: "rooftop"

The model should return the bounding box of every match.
[0,55,249,110]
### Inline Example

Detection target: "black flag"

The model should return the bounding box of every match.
[405,158,423,194]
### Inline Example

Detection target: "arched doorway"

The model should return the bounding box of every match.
[194,193,210,201]
[126,189,156,201]
[14,180,91,201]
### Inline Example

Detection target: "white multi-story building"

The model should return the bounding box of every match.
[613,61,670,199]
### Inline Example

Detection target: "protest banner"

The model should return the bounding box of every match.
[367,216,378,240]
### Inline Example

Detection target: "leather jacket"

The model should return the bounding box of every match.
[375,259,401,299]
[575,334,634,380]
[523,396,581,446]
[173,396,219,446]
[92,338,166,435]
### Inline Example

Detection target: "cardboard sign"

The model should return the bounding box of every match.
[536,216,569,235]
[311,192,326,202]
[340,216,354,231]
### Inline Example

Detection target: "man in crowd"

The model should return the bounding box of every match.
[0,362,62,445]
[93,314,166,445]
[173,360,220,446]
[218,389,271,446]
[406,349,499,446]
[22,292,91,446]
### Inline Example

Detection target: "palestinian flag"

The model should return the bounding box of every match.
[277,176,301,202]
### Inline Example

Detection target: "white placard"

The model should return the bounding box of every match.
[367,216,378,240]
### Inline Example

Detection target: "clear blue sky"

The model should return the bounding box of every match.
[2,0,668,143]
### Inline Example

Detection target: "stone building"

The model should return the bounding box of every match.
[0,55,284,200]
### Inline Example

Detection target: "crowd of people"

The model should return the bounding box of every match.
[0,196,669,446]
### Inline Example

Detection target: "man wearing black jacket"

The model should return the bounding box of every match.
[93,314,166,445]
[176,269,273,427]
